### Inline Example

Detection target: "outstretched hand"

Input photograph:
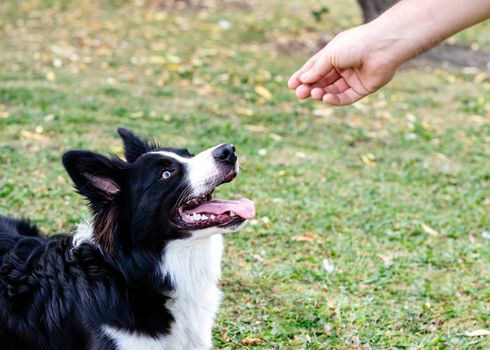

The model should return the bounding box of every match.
[288,25,399,106]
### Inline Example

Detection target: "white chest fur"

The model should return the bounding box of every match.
[104,234,224,350]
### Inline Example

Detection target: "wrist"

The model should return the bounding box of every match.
[360,20,409,70]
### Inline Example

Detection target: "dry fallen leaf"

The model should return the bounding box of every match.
[252,254,264,262]
[20,130,50,142]
[421,223,440,237]
[245,124,268,133]
[241,337,263,345]
[130,111,144,119]
[292,232,320,242]
[474,73,488,83]
[269,133,282,141]
[465,329,490,337]
[236,107,255,116]
[313,108,333,118]
[255,85,272,100]
[361,153,376,167]
[45,71,56,82]
[166,64,181,72]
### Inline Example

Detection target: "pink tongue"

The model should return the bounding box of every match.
[185,198,256,220]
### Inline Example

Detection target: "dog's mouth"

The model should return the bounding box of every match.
[176,172,255,230]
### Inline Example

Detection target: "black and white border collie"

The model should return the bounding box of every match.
[0,128,255,350]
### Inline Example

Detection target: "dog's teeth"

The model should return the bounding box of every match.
[189,213,199,221]
[230,212,236,217]
[210,215,215,220]
[201,215,208,220]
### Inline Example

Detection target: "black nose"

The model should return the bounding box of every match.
[213,144,236,165]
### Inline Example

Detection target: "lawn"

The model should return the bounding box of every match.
[0,0,489,349]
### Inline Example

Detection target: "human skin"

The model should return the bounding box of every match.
[288,0,490,106]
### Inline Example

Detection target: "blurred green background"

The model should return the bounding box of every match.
[0,1,489,348]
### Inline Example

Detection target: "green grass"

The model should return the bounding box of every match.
[1,0,490,348]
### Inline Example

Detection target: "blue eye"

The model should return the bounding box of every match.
[162,170,172,179]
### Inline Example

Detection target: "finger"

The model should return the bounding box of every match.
[288,49,324,89]
[300,51,334,84]
[310,74,345,100]
[322,88,364,106]
[310,69,340,89]
[324,77,349,94]
[310,87,325,100]
[288,57,318,89]
[295,84,313,99]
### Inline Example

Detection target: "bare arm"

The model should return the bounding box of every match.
[288,0,490,106]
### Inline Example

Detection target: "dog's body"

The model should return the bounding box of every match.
[0,129,255,350]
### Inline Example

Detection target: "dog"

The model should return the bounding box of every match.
[0,128,255,350]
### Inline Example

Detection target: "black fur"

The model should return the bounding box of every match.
[0,128,198,350]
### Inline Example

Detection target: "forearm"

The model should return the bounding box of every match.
[367,0,490,65]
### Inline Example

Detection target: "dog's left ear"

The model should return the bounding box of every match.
[117,127,158,163]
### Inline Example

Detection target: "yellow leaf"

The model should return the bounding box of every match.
[167,64,181,72]
[269,133,282,141]
[241,337,263,345]
[45,71,56,82]
[421,223,440,236]
[361,153,376,167]
[446,74,456,83]
[292,232,320,242]
[148,56,166,65]
[474,73,488,84]
[245,124,268,133]
[255,85,272,100]
[20,130,49,142]
[313,108,333,118]
[130,111,144,119]
[236,107,255,116]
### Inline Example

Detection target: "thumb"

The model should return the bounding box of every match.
[300,50,334,84]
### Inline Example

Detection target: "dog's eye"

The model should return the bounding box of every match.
[162,170,172,179]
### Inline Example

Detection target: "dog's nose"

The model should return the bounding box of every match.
[213,144,236,165]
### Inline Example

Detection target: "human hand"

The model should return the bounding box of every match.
[288,24,400,106]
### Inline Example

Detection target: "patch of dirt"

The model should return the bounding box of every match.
[146,0,253,12]
[406,42,490,74]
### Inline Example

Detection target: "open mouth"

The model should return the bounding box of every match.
[176,174,256,230]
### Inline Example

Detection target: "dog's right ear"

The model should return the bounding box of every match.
[117,127,158,163]
[62,150,122,206]
[62,150,123,252]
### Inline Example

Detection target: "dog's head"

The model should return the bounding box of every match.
[62,128,255,253]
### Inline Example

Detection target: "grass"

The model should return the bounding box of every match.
[1,0,489,348]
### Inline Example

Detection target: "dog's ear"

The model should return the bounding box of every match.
[62,150,123,252]
[117,127,158,163]
[62,150,122,205]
